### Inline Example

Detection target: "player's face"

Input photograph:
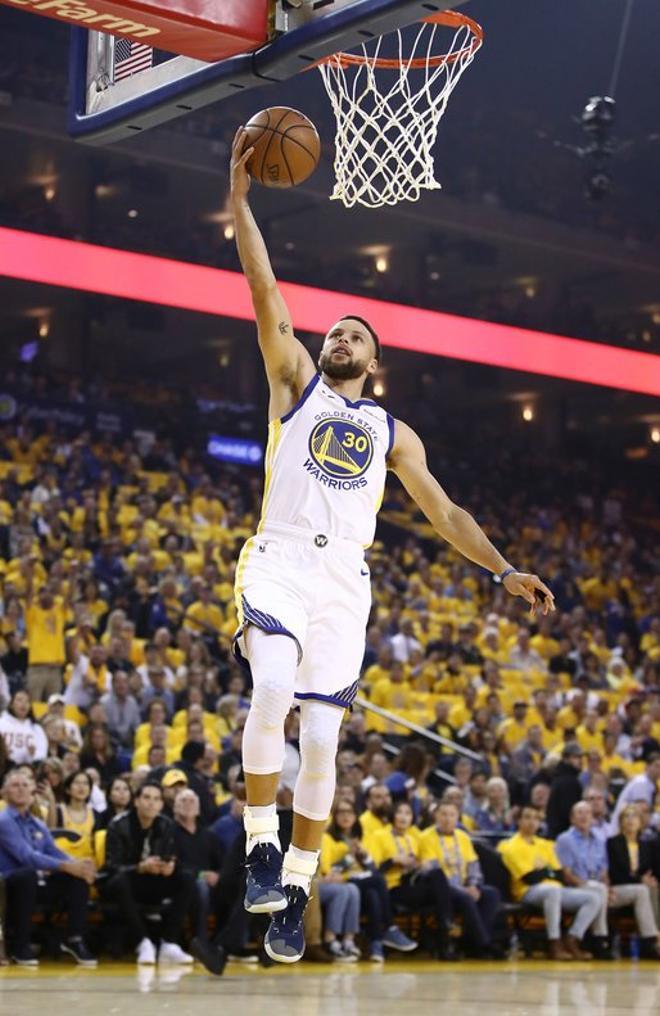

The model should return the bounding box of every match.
[318,319,378,380]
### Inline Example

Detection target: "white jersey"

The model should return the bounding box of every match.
[258,374,393,546]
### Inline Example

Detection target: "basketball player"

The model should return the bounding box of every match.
[229,128,555,963]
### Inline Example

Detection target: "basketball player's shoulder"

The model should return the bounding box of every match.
[386,417,425,467]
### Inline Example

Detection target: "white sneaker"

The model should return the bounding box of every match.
[136,938,157,965]
[158,942,194,964]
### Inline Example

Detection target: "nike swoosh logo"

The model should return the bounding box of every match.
[361,569,369,576]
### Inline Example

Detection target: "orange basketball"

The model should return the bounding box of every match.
[244,107,321,188]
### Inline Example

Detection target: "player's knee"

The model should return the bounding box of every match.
[301,726,337,778]
[250,673,293,730]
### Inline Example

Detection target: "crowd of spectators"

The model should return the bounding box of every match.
[0,400,658,968]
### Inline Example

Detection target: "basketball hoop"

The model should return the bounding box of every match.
[316,10,483,209]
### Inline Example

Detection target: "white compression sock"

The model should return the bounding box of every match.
[282,844,320,894]
[244,803,281,855]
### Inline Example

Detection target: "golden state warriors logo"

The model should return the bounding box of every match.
[308,418,374,479]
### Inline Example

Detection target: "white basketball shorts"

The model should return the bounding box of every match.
[233,521,371,709]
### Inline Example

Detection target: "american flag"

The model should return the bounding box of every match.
[114,38,153,82]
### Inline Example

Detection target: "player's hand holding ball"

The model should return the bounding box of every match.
[231,107,321,198]
[230,128,254,201]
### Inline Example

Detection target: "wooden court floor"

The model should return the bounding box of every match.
[1,960,659,1016]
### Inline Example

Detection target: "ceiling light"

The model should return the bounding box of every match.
[375,255,388,273]
[127,209,139,219]
[522,405,534,422]
[44,185,56,202]
[651,427,660,444]
[373,381,385,398]
[653,313,660,326]
[223,223,235,241]
[38,320,50,338]
[429,271,440,281]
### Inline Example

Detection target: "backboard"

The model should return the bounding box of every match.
[68,0,465,144]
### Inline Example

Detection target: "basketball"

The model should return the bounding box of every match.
[244,107,321,188]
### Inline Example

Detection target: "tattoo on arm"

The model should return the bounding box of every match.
[278,321,289,334]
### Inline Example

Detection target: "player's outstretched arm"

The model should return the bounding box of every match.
[389,419,556,616]
[230,128,315,406]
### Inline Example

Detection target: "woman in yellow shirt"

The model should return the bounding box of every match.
[370,801,452,958]
[320,800,417,962]
[54,770,97,862]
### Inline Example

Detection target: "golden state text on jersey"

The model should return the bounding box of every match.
[258,374,394,547]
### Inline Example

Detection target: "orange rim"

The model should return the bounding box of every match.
[314,10,483,71]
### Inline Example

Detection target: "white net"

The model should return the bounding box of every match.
[317,16,482,209]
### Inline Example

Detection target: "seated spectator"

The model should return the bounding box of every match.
[64,645,111,711]
[161,767,188,819]
[426,700,458,758]
[79,724,123,786]
[606,804,660,958]
[473,777,515,834]
[178,741,219,825]
[100,670,141,749]
[360,750,391,794]
[390,618,422,663]
[99,781,195,965]
[135,699,173,748]
[0,769,97,966]
[464,770,488,819]
[498,805,601,960]
[611,754,660,832]
[498,701,532,754]
[359,783,392,838]
[320,798,417,962]
[215,694,240,742]
[173,787,226,973]
[582,787,610,842]
[44,694,83,748]
[53,770,97,861]
[0,689,48,764]
[34,757,64,824]
[385,742,430,817]
[419,800,502,957]
[132,724,179,769]
[507,629,547,675]
[1,631,28,694]
[441,786,476,832]
[97,776,133,829]
[210,786,245,859]
[509,725,547,787]
[370,800,452,958]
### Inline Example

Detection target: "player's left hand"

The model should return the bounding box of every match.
[502,571,555,616]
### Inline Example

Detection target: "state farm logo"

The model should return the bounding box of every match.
[6,0,160,39]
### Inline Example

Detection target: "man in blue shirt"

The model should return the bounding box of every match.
[556,800,659,959]
[0,769,97,966]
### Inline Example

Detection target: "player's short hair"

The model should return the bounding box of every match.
[339,314,381,362]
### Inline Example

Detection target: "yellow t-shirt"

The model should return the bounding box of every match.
[131,743,181,769]
[576,725,603,754]
[185,602,225,637]
[370,678,412,712]
[54,804,95,862]
[25,601,67,665]
[418,826,477,884]
[368,826,421,890]
[498,718,532,752]
[359,811,391,840]
[498,832,561,901]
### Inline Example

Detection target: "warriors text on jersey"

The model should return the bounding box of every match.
[259,374,394,547]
